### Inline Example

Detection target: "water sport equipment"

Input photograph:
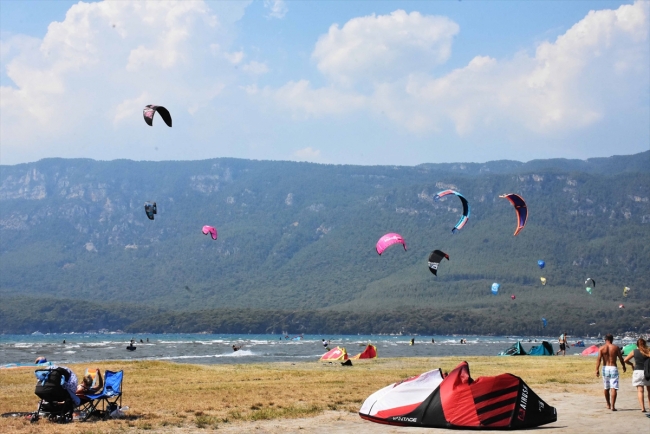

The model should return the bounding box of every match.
[320,347,348,361]
[499,193,528,236]
[622,344,637,356]
[541,318,547,328]
[376,233,406,255]
[540,277,547,286]
[537,260,545,269]
[1,362,53,370]
[584,278,595,295]
[491,283,500,295]
[571,341,585,347]
[143,105,172,127]
[619,304,624,309]
[144,202,157,220]
[510,295,516,300]
[359,361,557,429]
[581,345,599,356]
[528,341,553,356]
[498,342,527,356]
[351,344,377,360]
[433,190,470,233]
[202,225,217,240]
[623,287,630,297]
[427,250,449,275]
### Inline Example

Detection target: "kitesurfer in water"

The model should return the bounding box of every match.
[410,338,415,346]
[431,338,435,344]
[232,344,242,352]
[322,339,330,351]
[596,334,626,411]
[557,332,568,356]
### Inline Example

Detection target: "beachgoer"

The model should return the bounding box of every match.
[623,338,650,412]
[596,334,626,411]
[76,369,104,400]
[557,332,568,356]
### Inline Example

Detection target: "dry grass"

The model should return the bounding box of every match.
[0,356,606,433]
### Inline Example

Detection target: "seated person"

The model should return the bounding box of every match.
[76,368,104,401]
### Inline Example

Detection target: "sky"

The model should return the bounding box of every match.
[1,0,648,166]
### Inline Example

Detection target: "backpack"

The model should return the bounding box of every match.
[644,357,650,382]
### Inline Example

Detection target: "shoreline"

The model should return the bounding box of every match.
[2,357,647,433]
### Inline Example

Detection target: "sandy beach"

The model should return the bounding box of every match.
[2,357,648,433]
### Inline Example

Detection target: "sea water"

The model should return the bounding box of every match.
[0,333,614,366]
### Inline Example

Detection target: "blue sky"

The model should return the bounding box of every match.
[1,0,648,166]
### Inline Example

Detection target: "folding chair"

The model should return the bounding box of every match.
[81,370,123,420]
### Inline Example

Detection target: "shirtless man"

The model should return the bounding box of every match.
[595,334,626,411]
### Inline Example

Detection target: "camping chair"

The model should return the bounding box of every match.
[80,370,123,420]
[33,368,76,423]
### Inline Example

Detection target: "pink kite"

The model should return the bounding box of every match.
[581,345,599,356]
[510,295,516,300]
[375,233,406,255]
[202,225,217,240]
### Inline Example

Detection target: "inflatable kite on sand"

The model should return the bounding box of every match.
[351,344,377,360]
[359,361,557,429]
[320,347,348,361]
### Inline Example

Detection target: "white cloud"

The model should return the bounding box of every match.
[224,50,244,65]
[312,10,459,86]
[262,80,366,118]
[242,60,269,75]
[292,146,321,162]
[270,2,649,148]
[0,0,252,163]
[264,0,288,19]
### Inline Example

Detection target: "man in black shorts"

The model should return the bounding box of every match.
[556,332,568,356]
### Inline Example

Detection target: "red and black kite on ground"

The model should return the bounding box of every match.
[360,361,556,429]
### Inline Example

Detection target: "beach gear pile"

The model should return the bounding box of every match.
[359,361,557,430]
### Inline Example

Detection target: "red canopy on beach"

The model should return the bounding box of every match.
[580,345,599,356]
[351,344,377,360]
[320,346,348,361]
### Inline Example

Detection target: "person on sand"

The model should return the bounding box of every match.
[596,334,626,411]
[76,369,104,400]
[556,332,568,356]
[623,338,650,412]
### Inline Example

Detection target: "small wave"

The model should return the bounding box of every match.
[63,351,76,354]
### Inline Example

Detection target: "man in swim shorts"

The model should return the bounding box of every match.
[596,334,626,411]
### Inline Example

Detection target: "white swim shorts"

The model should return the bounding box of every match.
[602,366,619,390]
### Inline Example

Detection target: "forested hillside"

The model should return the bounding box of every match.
[1,152,648,335]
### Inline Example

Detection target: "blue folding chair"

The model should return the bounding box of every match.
[80,370,123,420]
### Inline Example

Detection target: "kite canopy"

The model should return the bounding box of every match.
[427,250,449,275]
[581,345,599,356]
[498,342,527,356]
[143,105,172,127]
[528,341,554,356]
[359,361,557,429]
[540,277,547,286]
[623,287,630,297]
[144,201,157,220]
[351,344,378,360]
[585,278,595,295]
[499,194,528,236]
[541,318,547,328]
[510,295,516,300]
[376,233,406,255]
[537,260,545,269]
[619,304,625,309]
[433,190,470,234]
[491,283,500,295]
[320,346,348,361]
[202,225,217,240]
[622,344,637,356]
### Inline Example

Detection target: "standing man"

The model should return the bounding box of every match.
[556,332,568,356]
[596,334,626,411]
